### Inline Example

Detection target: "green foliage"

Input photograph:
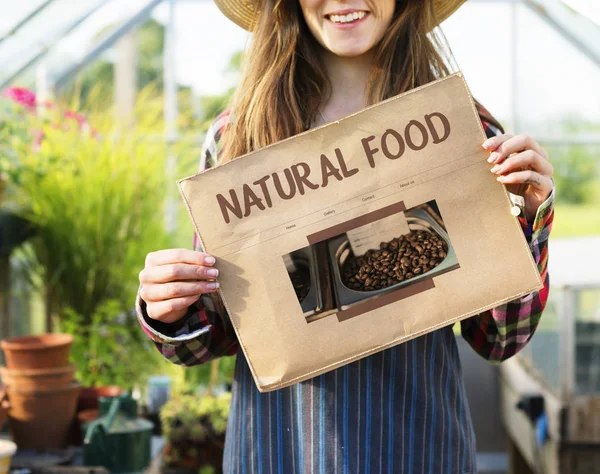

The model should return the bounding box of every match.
[160,393,231,440]
[6,98,175,319]
[182,356,236,392]
[73,19,166,104]
[160,393,231,470]
[199,467,217,474]
[1,85,240,392]
[0,102,38,203]
[58,300,163,389]
[546,144,599,205]
[199,87,236,131]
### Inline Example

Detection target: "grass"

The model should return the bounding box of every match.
[552,204,600,239]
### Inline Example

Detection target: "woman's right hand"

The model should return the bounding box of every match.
[139,249,219,324]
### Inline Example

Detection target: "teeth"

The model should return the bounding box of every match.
[329,11,366,23]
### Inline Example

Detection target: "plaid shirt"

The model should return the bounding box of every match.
[136,108,554,473]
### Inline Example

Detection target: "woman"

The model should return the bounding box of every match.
[137,1,554,472]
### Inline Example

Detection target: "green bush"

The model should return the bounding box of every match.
[3,89,197,323]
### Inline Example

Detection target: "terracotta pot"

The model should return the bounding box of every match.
[0,364,76,390]
[1,334,73,369]
[77,385,122,412]
[8,381,81,450]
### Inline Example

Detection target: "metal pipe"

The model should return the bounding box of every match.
[0,0,58,46]
[0,0,110,90]
[164,0,178,143]
[510,1,519,133]
[164,0,179,233]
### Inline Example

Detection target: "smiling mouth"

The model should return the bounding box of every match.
[325,11,369,25]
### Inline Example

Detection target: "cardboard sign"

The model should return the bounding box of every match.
[178,73,543,392]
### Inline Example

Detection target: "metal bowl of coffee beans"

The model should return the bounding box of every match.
[286,246,323,318]
[327,207,459,310]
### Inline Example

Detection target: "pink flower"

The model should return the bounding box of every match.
[2,87,37,110]
[33,130,45,151]
[64,110,88,127]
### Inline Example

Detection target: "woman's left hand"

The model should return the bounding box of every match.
[483,134,553,222]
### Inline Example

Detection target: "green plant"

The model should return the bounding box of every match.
[58,300,160,388]
[160,393,231,472]
[4,89,198,324]
[2,85,239,393]
[0,88,38,205]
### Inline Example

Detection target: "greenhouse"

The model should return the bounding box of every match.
[0,0,598,472]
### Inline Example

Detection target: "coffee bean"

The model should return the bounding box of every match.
[341,229,448,292]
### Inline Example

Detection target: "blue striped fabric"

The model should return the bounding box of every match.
[221,327,477,474]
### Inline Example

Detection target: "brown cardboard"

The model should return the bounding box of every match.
[178,73,543,392]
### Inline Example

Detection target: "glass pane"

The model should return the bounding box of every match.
[519,289,563,394]
[0,0,47,36]
[443,2,600,141]
[0,0,105,85]
[575,288,600,395]
[515,5,600,140]
[0,0,157,87]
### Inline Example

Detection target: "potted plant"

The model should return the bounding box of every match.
[160,393,231,473]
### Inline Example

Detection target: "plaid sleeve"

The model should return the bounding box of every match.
[460,116,554,362]
[135,110,239,366]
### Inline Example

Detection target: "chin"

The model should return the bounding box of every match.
[328,42,373,58]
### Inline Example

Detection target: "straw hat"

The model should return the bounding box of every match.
[214,0,467,31]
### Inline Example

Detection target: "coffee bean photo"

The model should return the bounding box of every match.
[340,230,448,291]
[283,200,459,321]
[290,264,311,303]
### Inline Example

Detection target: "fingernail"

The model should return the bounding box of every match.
[490,165,500,173]
[497,176,506,183]
[207,268,219,277]
[483,139,494,149]
[205,256,216,265]
[487,155,494,163]
[207,282,220,290]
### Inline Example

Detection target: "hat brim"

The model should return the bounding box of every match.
[214,0,467,32]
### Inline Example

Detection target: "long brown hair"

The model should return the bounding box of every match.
[221,0,502,163]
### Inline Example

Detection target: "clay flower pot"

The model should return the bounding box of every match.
[0,364,76,390]
[8,381,81,450]
[1,333,73,369]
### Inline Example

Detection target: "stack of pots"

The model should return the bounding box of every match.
[0,334,80,449]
